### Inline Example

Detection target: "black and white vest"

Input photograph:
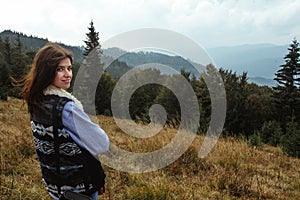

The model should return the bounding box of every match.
[30,95,105,196]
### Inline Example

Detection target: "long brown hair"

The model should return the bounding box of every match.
[20,43,73,112]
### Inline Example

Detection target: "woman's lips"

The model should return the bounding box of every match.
[62,79,71,83]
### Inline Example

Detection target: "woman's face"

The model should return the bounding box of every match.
[52,58,72,89]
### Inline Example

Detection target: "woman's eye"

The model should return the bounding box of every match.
[56,67,64,72]
[68,66,73,71]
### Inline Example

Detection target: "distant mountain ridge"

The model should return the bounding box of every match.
[248,77,276,86]
[108,49,201,77]
[103,46,283,86]
[0,30,84,62]
[1,29,287,86]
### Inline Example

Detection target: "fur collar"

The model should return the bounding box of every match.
[43,85,84,111]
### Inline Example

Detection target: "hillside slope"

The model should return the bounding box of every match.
[0,30,84,62]
[1,98,299,199]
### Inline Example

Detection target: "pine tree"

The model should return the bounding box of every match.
[83,20,101,57]
[95,71,116,115]
[11,33,27,80]
[0,37,10,100]
[280,119,300,158]
[219,68,249,136]
[0,36,4,59]
[273,38,300,123]
[74,20,103,114]
[3,37,12,65]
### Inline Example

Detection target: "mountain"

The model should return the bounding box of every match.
[103,48,201,77]
[207,43,288,80]
[1,30,288,86]
[248,76,276,87]
[0,30,84,62]
[103,45,284,86]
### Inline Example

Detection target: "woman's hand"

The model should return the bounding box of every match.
[98,186,105,195]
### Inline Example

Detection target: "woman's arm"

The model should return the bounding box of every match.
[62,101,110,156]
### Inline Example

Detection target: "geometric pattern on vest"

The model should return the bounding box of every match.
[30,95,105,196]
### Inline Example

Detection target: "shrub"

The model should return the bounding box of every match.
[247,132,262,149]
[261,120,282,146]
[280,120,300,158]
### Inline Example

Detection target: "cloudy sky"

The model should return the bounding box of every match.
[1,0,299,48]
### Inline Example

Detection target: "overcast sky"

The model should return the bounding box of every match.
[1,0,299,48]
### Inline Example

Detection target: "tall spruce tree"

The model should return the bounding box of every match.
[0,37,4,61]
[3,37,12,65]
[83,20,101,57]
[273,38,300,123]
[0,37,10,100]
[74,20,103,114]
[11,33,26,80]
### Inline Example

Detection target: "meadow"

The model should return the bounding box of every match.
[1,97,300,199]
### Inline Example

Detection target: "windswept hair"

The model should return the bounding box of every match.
[17,43,73,112]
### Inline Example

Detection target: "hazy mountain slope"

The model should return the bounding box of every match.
[0,30,84,62]
[1,30,288,86]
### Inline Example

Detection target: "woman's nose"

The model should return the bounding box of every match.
[64,69,72,77]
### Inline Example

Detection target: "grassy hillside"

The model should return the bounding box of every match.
[1,98,299,199]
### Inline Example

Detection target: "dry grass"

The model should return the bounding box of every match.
[1,98,300,199]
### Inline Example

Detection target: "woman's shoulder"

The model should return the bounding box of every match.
[62,100,86,117]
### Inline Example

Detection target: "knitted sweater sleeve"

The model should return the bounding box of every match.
[61,101,110,156]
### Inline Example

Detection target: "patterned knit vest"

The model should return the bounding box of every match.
[30,95,105,196]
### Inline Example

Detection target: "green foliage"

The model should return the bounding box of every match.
[0,33,33,99]
[280,120,300,158]
[83,20,101,57]
[0,38,10,100]
[219,69,250,136]
[0,63,10,100]
[0,30,84,62]
[271,39,300,158]
[130,83,164,123]
[273,38,300,124]
[106,59,133,78]
[3,37,12,65]
[191,74,210,133]
[247,132,263,149]
[245,84,274,131]
[11,34,27,80]
[261,120,282,146]
[110,68,164,122]
[95,71,116,115]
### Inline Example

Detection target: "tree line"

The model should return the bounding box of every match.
[0,21,299,158]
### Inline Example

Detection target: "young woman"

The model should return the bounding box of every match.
[20,43,109,200]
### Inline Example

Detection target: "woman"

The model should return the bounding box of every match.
[20,43,109,200]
